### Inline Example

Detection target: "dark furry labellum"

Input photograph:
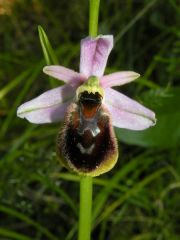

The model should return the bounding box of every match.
[57,90,118,177]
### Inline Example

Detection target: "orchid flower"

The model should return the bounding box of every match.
[17,35,156,131]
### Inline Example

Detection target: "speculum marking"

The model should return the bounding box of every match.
[77,143,95,155]
[77,112,101,137]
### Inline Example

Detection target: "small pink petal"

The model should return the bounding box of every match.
[80,35,113,77]
[105,88,156,130]
[17,84,75,124]
[101,71,140,88]
[43,66,86,87]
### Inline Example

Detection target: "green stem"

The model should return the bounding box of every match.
[89,0,100,37]
[78,1,100,240]
[78,176,93,240]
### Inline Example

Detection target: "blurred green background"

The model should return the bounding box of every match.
[0,0,179,239]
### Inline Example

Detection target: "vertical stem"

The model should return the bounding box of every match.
[89,0,100,37]
[78,1,100,240]
[78,176,93,240]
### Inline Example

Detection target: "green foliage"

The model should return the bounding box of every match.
[116,87,180,148]
[0,0,179,240]
[38,25,59,65]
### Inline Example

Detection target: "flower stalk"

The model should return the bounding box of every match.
[78,1,100,239]
[89,0,100,37]
[78,176,93,240]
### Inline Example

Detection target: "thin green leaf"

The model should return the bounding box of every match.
[0,63,43,138]
[0,69,31,100]
[95,167,169,226]
[0,228,32,240]
[0,205,58,240]
[38,25,58,65]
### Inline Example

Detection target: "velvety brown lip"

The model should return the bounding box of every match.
[57,100,118,174]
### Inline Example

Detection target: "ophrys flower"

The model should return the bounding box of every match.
[17,35,156,176]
